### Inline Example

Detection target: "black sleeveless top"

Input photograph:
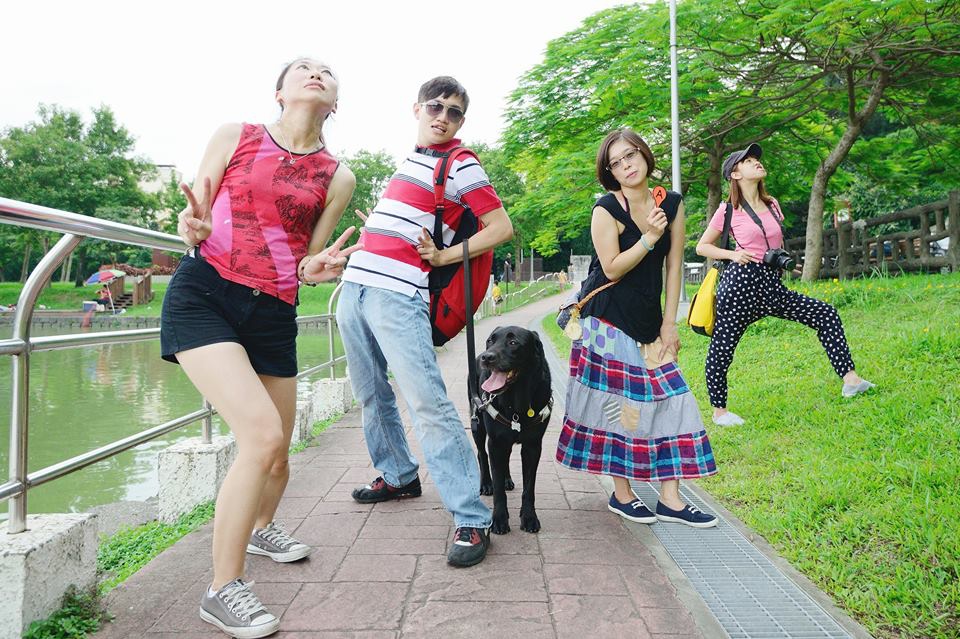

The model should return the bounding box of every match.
[579,190,682,344]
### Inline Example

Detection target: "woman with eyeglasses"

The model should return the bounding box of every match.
[160,57,360,638]
[556,128,718,528]
[695,144,874,427]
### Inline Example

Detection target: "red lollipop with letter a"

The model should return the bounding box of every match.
[652,185,667,208]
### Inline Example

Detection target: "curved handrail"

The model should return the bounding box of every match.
[0,197,345,532]
[0,196,183,251]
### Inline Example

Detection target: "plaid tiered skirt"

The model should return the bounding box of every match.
[556,316,717,481]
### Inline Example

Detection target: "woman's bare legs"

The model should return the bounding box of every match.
[658,479,685,510]
[253,375,298,529]
[611,476,635,503]
[176,342,286,590]
[613,477,687,509]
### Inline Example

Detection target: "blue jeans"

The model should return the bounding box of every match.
[336,282,491,529]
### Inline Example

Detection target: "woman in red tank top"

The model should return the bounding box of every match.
[160,58,361,638]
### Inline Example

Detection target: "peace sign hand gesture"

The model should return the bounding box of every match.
[417,227,444,266]
[177,178,213,246]
[299,226,364,284]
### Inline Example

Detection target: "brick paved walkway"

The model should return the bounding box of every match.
[94,293,721,638]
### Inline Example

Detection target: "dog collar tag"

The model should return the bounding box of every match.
[527,408,534,417]
[511,415,521,432]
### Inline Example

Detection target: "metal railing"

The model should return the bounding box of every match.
[474,272,570,320]
[0,197,344,534]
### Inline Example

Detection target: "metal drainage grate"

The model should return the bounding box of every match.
[630,481,851,639]
[534,321,853,639]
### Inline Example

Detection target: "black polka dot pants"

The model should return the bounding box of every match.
[705,263,855,408]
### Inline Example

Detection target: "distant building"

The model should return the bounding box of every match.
[140,164,181,194]
[141,164,184,270]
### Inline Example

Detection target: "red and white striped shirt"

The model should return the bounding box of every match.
[342,139,502,300]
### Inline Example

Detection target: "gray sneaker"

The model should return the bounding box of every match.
[842,379,876,398]
[199,578,279,638]
[247,521,311,562]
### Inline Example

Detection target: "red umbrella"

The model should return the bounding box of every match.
[84,269,125,286]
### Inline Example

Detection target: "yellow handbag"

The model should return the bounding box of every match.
[687,266,720,336]
[687,202,733,338]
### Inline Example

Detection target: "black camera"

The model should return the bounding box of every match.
[763,248,795,271]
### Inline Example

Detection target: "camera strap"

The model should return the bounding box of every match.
[740,200,775,251]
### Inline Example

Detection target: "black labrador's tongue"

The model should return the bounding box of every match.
[481,371,509,393]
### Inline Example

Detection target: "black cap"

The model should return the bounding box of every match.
[722,143,762,180]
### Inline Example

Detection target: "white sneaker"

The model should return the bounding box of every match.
[712,412,745,426]
[842,379,875,398]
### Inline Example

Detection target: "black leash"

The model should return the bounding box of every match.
[463,239,479,409]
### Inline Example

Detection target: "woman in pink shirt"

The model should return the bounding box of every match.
[695,144,874,426]
[161,58,360,637]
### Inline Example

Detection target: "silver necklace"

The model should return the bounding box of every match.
[274,124,324,165]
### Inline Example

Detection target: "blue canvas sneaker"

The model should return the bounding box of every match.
[655,502,718,528]
[607,493,657,524]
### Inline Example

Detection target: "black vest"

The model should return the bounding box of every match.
[580,190,681,344]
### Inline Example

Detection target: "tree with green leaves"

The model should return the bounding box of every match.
[501,0,960,279]
[695,0,960,279]
[0,105,156,283]
[471,143,526,273]
[331,149,396,239]
[156,172,187,237]
[501,2,822,260]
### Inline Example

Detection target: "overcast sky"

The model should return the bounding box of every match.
[1,0,629,181]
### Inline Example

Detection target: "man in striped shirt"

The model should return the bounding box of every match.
[338,77,513,567]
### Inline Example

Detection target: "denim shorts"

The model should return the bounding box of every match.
[160,250,298,377]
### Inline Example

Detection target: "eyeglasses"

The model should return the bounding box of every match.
[421,101,465,124]
[607,148,642,172]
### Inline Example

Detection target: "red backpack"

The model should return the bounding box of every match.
[421,145,494,346]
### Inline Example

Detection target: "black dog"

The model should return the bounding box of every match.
[472,326,552,534]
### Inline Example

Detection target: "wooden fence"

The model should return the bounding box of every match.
[784,191,959,278]
[132,272,153,305]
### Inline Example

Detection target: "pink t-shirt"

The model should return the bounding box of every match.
[708,199,784,260]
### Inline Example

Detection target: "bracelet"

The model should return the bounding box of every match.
[639,235,655,252]
[298,263,318,287]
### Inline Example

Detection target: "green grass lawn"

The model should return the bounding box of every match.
[0,281,338,318]
[542,271,960,639]
[1,279,558,319]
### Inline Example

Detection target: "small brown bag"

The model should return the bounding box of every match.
[557,280,618,340]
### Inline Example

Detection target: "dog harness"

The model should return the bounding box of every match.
[474,389,553,432]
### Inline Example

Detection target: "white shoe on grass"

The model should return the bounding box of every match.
[712,412,745,426]
[842,379,875,398]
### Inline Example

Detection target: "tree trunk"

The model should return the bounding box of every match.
[706,146,723,218]
[801,68,889,281]
[702,144,725,271]
[41,236,52,288]
[74,247,87,287]
[61,251,74,283]
[514,236,523,281]
[19,242,32,283]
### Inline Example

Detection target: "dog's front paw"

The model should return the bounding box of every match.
[491,513,511,535]
[520,511,541,533]
[479,480,493,496]
[504,477,515,491]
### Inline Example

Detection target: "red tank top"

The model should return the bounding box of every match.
[200,123,339,304]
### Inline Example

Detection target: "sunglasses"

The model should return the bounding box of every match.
[607,148,643,172]
[421,101,465,124]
